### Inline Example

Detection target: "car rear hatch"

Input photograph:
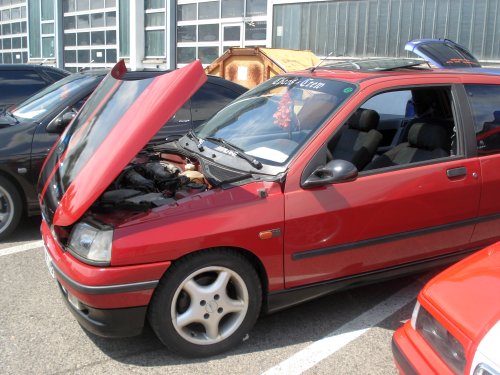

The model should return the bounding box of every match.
[38,60,206,227]
[405,38,481,68]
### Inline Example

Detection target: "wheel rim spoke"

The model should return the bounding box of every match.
[203,318,220,340]
[208,270,231,294]
[0,212,8,223]
[221,298,245,314]
[176,307,200,328]
[183,279,204,297]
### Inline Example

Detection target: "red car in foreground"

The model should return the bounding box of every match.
[40,52,500,357]
[392,241,500,374]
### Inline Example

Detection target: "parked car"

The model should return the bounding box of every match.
[392,241,500,375]
[40,43,500,358]
[0,69,246,240]
[0,64,69,111]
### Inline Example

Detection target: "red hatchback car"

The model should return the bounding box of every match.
[40,56,500,357]
[392,241,500,375]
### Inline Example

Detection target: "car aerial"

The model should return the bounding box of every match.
[0,64,69,111]
[0,69,246,240]
[392,241,500,375]
[40,41,500,358]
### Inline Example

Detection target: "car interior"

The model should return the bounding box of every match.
[326,86,457,173]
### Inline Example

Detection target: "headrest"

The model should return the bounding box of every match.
[408,122,449,151]
[347,109,380,132]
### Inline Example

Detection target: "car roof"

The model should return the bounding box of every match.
[288,65,500,85]
[76,68,247,92]
[0,64,69,75]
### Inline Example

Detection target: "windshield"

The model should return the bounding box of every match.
[12,73,98,121]
[195,76,356,165]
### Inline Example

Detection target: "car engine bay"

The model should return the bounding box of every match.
[91,150,209,213]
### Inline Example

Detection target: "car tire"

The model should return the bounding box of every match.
[0,176,22,241]
[148,249,262,357]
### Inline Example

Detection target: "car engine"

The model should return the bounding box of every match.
[92,151,208,212]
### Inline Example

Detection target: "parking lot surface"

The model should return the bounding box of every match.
[0,217,438,375]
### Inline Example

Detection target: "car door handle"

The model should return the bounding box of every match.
[446,167,467,178]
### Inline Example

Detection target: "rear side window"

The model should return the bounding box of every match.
[0,70,48,106]
[465,84,500,155]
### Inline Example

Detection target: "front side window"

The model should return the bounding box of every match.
[325,86,457,173]
[194,76,356,166]
[466,84,500,155]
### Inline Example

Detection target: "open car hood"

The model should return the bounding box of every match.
[405,39,481,68]
[38,60,206,226]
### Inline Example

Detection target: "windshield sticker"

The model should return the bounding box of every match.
[343,87,354,93]
[271,77,325,90]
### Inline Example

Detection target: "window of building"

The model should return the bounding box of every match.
[198,1,219,20]
[105,11,115,26]
[177,47,196,64]
[76,0,89,11]
[91,12,105,27]
[177,3,196,21]
[63,0,76,13]
[145,30,165,57]
[245,20,266,40]
[198,24,219,42]
[118,0,129,57]
[64,33,76,46]
[177,25,196,42]
[246,0,266,16]
[106,30,116,44]
[28,0,54,59]
[91,30,105,44]
[64,16,76,29]
[90,0,104,9]
[64,0,118,69]
[41,0,54,21]
[144,0,166,57]
[221,0,243,18]
[198,46,218,64]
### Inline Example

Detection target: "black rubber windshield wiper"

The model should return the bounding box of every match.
[205,136,263,170]
[4,110,19,124]
[186,129,205,151]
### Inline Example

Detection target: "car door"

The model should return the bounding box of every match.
[464,82,500,247]
[283,80,481,288]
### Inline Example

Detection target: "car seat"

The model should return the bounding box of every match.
[363,122,450,170]
[330,108,383,170]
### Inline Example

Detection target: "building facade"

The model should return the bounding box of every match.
[0,0,499,71]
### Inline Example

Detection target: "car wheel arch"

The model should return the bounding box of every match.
[0,169,26,215]
[165,246,269,299]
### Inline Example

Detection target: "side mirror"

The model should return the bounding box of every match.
[46,111,75,134]
[302,159,358,188]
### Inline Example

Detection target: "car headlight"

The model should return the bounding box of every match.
[474,363,500,375]
[415,306,466,374]
[68,222,113,265]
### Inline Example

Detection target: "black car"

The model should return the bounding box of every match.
[0,64,69,111]
[0,69,247,240]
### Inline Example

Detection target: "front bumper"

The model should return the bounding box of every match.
[392,322,456,375]
[41,220,171,337]
[58,282,148,337]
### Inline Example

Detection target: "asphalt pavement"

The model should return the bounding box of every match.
[0,216,436,375]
